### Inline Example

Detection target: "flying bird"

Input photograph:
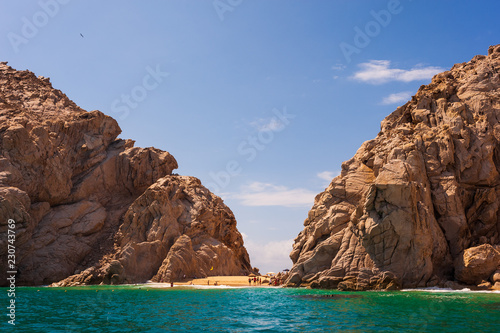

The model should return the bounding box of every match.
[80,33,84,38]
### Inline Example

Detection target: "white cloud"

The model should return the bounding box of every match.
[352,60,444,84]
[242,233,294,272]
[331,64,346,71]
[381,91,412,105]
[317,170,340,182]
[227,182,316,207]
[251,117,285,132]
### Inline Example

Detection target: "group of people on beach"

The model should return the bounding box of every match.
[248,277,262,285]
[248,276,285,286]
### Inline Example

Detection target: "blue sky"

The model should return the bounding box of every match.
[1,0,499,273]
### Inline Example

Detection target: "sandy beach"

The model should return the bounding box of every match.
[173,276,271,287]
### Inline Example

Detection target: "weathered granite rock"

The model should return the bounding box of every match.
[0,63,251,286]
[286,45,500,290]
[54,176,251,286]
[454,244,500,285]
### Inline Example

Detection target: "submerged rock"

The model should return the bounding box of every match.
[286,45,500,290]
[0,63,251,286]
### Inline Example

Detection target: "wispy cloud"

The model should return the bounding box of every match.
[331,63,346,71]
[352,60,444,84]
[317,170,340,187]
[227,182,316,207]
[381,91,412,105]
[331,63,345,80]
[242,233,293,272]
[251,117,285,132]
[317,170,339,182]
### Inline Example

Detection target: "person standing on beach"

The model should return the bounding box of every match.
[248,277,251,285]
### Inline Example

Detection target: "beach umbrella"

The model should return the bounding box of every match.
[266,272,275,276]
[283,269,290,272]
[248,273,256,277]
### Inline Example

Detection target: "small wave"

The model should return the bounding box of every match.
[402,287,500,294]
[141,282,174,289]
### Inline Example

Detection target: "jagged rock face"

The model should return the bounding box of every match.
[0,63,251,286]
[286,45,500,290]
[54,175,251,286]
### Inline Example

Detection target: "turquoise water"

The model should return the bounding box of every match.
[2,285,499,332]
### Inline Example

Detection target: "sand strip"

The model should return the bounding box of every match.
[173,276,270,287]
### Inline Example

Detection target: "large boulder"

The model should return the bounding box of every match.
[454,244,500,285]
[54,175,251,286]
[286,45,500,290]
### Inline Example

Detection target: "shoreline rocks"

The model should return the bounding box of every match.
[0,62,251,286]
[286,45,500,291]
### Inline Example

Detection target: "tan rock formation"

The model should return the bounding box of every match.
[54,176,251,286]
[286,45,500,290]
[454,244,500,285]
[0,63,251,286]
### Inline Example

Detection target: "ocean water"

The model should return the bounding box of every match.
[2,285,499,332]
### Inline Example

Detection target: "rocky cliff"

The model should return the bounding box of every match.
[286,45,500,291]
[0,62,251,286]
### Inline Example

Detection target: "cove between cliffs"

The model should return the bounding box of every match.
[1,45,500,291]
